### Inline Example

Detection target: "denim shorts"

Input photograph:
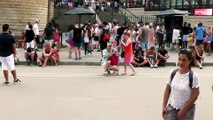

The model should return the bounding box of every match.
[163,104,195,120]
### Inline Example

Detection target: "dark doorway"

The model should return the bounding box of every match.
[164,15,183,44]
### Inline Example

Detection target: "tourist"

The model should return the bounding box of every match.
[162,49,200,120]
[33,19,40,48]
[0,24,21,85]
[120,32,136,76]
[158,45,170,67]
[146,47,159,68]
[195,22,206,47]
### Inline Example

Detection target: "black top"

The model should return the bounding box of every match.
[44,27,54,40]
[158,49,168,57]
[25,29,35,42]
[182,26,189,35]
[0,33,15,57]
[73,28,82,43]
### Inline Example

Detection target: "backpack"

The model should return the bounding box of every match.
[170,69,194,88]
[103,30,110,41]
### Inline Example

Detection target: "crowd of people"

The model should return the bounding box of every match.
[13,19,212,73]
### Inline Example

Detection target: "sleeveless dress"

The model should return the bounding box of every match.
[124,40,133,64]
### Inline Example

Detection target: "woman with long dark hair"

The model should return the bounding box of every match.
[162,49,200,120]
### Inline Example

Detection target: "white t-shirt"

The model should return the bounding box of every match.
[167,69,200,109]
[127,30,136,42]
[172,29,180,40]
[33,23,39,35]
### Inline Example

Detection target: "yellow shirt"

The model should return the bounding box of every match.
[188,37,194,46]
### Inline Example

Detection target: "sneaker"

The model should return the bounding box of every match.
[199,66,203,69]
[154,64,158,68]
[14,79,21,84]
[150,64,153,68]
[107,70,111,75]
[3,81,10,85]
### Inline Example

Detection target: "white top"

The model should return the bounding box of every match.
[25,25,29,31]
[94,27,100,37]
[167,70,199,109]
[127,30,136,42]
[33,23,39,35]
[84,31,89,43]
[172,29,180,40]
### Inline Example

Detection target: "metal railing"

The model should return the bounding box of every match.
[119,8,156,23]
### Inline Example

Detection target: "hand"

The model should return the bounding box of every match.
[162,106,168,118]
[177,110,185,120]
[212,85,213,91]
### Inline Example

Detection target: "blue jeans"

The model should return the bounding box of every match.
[140,41,148,50]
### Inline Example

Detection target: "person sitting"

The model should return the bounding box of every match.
[131,47,149,67]
[101,44,119,75]
[37,43,53,67]
[107,50,119,75]
[146,47,159,68]
[51,46,60,66]
[25,47,38,66]
[195,45,204,69]
[158,45,170,66]
[189,45,204,69]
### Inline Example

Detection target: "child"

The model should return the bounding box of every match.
[188,33,194,47]
[51,46,60,65]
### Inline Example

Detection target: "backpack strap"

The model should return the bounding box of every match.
[170,68,194,88]
[189,69,194,88]
[170,68,178,85]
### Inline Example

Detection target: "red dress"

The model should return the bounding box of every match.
[124,40,133,64]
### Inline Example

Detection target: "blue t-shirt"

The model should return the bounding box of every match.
[196,27,205,40]
[101,49,112,65]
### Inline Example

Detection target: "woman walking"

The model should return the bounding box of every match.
[68,24,75,58]
[162,49,200,120]
[120,32,136,76]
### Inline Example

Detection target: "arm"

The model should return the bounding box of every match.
[13,43,16,57]
[177,88,199,120]
[47,49,53,56]
[121,39,130,47]
[162,84,171,117]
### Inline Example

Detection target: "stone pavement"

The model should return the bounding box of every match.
[17,44,213,66]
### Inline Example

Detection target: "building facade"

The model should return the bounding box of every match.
[0,0,54,35]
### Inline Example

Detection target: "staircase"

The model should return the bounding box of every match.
[95,10,129,24]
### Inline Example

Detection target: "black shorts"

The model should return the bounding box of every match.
[100,42,107,50]
[134,59,144,63]
[196,40,203,46]
[35,35,40,44]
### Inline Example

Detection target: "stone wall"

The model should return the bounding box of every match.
[0,0,54,36]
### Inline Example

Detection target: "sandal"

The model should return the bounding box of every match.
[121,73,127,75]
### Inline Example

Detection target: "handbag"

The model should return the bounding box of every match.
[121,51,125,58]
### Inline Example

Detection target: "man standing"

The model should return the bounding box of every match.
[33,19,40,48]
[0,24,21,85]
[195,22,206,47]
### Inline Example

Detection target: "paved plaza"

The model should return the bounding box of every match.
[0,66,212,120]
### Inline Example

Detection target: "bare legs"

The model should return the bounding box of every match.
[3,69,17,82]
[68,46,74,58]
[123,63,136,76]
[74,47,81,60]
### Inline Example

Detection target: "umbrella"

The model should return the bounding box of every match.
[64,7,96,26]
